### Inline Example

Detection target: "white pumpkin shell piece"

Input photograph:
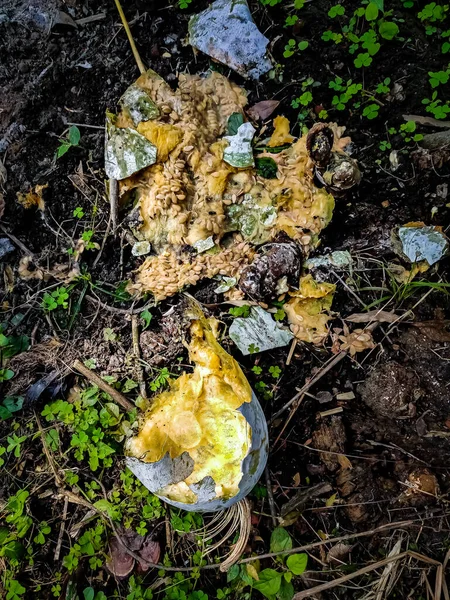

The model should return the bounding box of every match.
[188,0,272,80]
[223,122,256,168]
[126,391,268,511]
[105,123,157,180]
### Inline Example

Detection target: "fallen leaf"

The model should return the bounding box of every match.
[411,320,450,342]
[106,536,135,578]
[16,184,48,211]
[337,455,352,470]
[346,310,400,324]
[246,563,259,581]
[0,193,4,220]
[327,542,352,565]
[247,100,280,121]
[325,493,337,507]
[292,472,301,487]
[338,327,375,356]
[136,539,161,573]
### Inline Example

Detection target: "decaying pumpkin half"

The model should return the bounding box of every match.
[125,314,269,511]
[105,69,357,302]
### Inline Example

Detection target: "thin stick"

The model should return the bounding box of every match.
[264,468,278,526]
[319,406,344,418]
[269,352,346,424]
[54,496,69,561]
[86,294,154,315]
[132,314,147,399]
[73,359,134,412]
[273,394,305,447]
[108,178,119,232]
[34,412,63,486]
[113,0,146,74]
[286,338,297,366]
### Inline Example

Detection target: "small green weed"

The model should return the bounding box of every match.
[56,126,81,159]
[229,305,251,318]
[283,39,309,58]
[149,367,170,392]
[42,287,70,312]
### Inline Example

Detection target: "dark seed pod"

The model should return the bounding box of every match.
[317,152,361,192]
[306,123,334,169]
[239,235,302,300]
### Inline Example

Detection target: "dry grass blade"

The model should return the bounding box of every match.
[362,537,404,600]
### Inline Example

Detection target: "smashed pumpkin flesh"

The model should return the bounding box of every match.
[285,275,336,344]
[126,318,252,504]
[111,69,338,300]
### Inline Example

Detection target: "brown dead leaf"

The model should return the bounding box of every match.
[0,193,4,220]
[337,454,352,470]
[247,100,280,121]
[136,539,161,573]
[3,265,14,292]
[106,536,135,578]
[327,542,352,565]
[411,320,450,342]
[346,310,400,324]
[338,326,376,356]
[16,184,48,211]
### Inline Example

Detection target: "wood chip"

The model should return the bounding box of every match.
[336,392,355,401]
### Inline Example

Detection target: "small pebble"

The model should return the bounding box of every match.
[0,238,15,260]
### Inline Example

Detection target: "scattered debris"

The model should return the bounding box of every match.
[337,327,376,356]
[188,0,272,79]
[398,469,438,506]
[126,312,268,510]
[305,250,352,270]
[16,183,47,211]
[193,236,215,253]
[307,123,360,192]
[132,241,151,257]
[120,83,160,126]
[229,305,294,355]
[106,66,353,300]
[284,275,335,344]
[239,237,302,300]
[397,223,449,266]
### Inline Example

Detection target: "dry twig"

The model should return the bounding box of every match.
[72,359,134,412]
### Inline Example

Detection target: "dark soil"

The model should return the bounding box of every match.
[2,0,450,598]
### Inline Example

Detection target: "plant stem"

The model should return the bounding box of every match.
[113,0,146,75]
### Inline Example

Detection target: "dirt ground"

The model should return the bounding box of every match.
[2,0,450,598]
